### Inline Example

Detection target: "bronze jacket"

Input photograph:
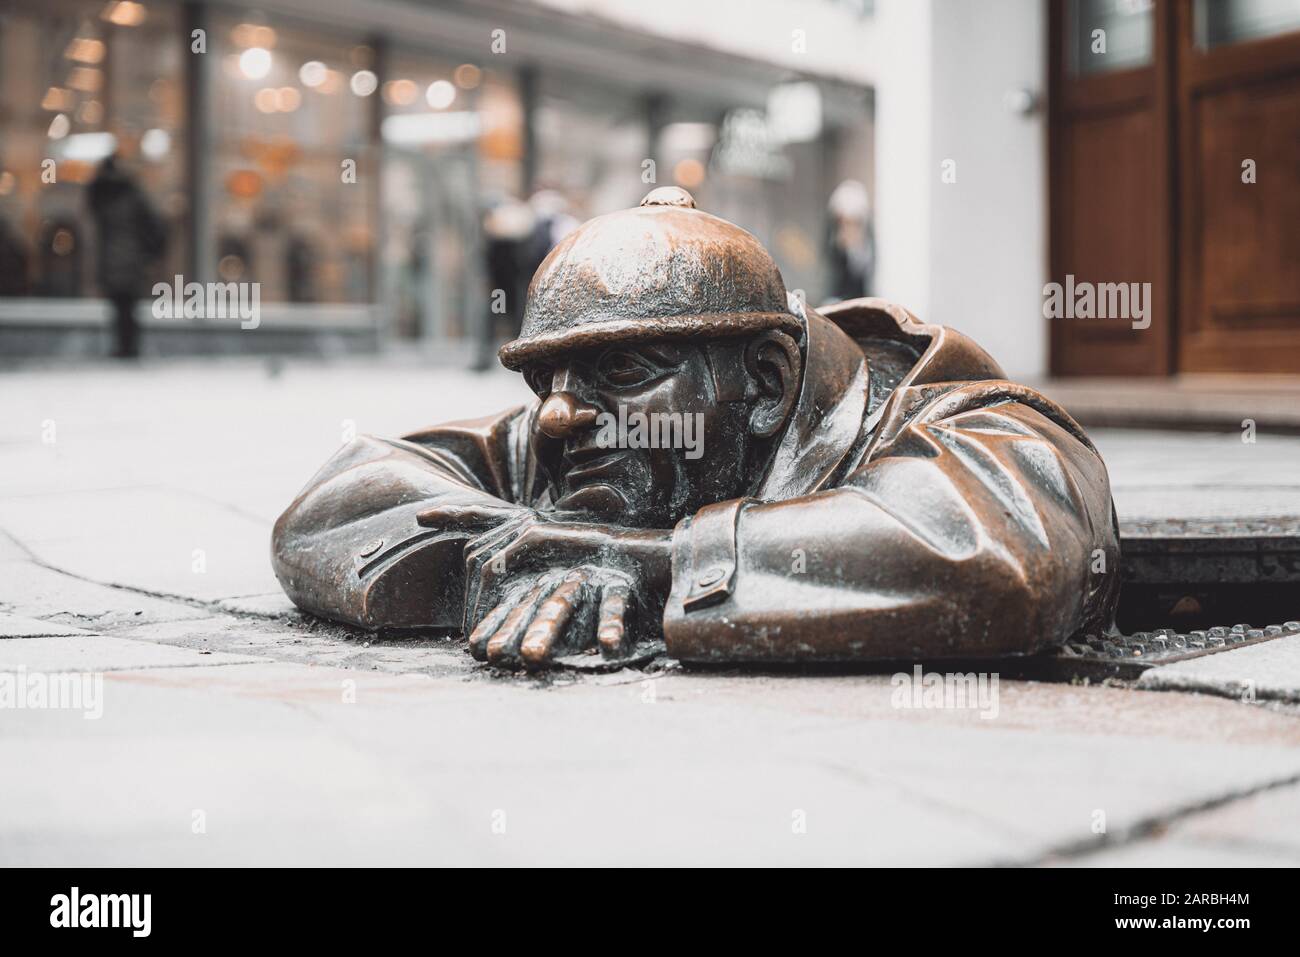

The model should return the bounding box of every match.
[272,299,1119,661]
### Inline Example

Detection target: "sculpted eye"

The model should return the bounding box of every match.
[522,366,553,395]
[525,366,552,397]
[598,350,656,387]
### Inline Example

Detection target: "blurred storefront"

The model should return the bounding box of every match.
[1,0,189,330]
[0,0,875,360]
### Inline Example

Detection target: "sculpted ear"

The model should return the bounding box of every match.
[743,331,802,439]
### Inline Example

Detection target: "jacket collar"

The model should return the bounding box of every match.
[755,297,1015,500]
[754,306,870,500]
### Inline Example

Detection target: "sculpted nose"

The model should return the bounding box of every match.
[538,391,599,439]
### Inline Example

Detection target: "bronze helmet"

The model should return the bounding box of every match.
[497,187,803,370]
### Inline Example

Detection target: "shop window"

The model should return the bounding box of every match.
[534,74,648,221]
[0,0,185,298]
[210,14,374,304]
[379,50,521,342]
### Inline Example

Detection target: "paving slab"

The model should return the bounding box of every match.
[634,671,1300,864]
[1067,780,1300,867]
[1090,430,1300,527]
[0,534,27,561]
[0,612,92,638]
[0,662,1002,866]
[1168,779,1300,857]
[1138,633,1300,702]
[214,592,302,618]
[0,361,530,504]
[0,558,207,627]
[0,635,267,672]
[5,660,1300,865]
[1062,839,1299,867]
[113,614,477,678]
[0,486,280,602]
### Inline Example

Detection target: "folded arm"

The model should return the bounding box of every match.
[271,407,534,629]
[663,389,1119,661]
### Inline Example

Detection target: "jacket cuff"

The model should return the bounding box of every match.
[667,498,751,616]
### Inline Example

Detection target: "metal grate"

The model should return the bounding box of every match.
[1052,620,1300,680]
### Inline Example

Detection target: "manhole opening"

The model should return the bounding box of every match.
[1117,520,1300,635]
[1116,581,1298,634]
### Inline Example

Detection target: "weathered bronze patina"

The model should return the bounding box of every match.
[273,187,1120,669]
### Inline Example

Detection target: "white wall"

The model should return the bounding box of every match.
[869,0,934,322]
[927,0,1048,379]
[853,0,1050,378]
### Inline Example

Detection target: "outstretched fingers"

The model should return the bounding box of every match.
[596,580,632,659]
[467,566,635,670]
[519,572,586,670]
[483,575,561,667]
[467,598,514,661]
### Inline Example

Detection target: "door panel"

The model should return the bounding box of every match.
[1177,4,1300,373]
[1049,0,1172,376]
[1055,109,1162,375]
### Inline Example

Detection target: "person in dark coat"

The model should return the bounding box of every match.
[474,196,534,371]
[87,155,166,358]
[0,216,31,296]
[826,179,875,302]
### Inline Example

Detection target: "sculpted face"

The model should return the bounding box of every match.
[523,340,759,529]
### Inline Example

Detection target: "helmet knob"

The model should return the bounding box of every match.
[640,186,696,209]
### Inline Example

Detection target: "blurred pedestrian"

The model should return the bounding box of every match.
[0,216,31,296]
[87,155,166,359]
[36,216,84,297]
[825,179,874,303]
[521,189,579,281]
[474,194,534,372]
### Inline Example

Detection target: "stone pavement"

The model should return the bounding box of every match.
[3,358,1300,866]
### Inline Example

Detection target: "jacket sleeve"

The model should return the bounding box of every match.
[662,387,1119,661]
[271,406,532,630]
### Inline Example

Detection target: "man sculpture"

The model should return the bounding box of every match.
[273,188,1119,670]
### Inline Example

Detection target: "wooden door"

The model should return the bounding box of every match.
[1174,0,1300,373]
[1050,0,1300,376]
[1049,0,1174,376]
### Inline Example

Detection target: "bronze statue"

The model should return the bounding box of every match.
[273,187,1119,669]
